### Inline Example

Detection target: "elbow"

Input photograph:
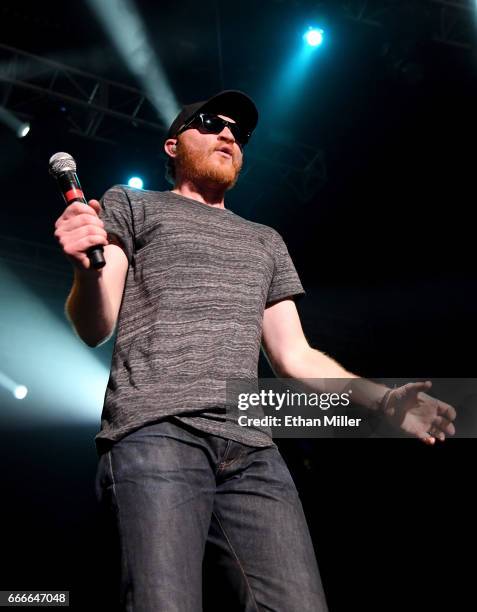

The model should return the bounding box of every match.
[84,336,104,348]
[79,334,106,348]
[278,360,301,379]
[65,310,115,347]
[72,326,114,348]
[84,329,114,348]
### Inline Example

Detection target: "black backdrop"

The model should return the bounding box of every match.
[0,1,475,609]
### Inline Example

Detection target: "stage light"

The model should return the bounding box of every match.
[86,0,180,126]
[304,27,324,47]
[0,263,111,426]
[0,370,28,400]
[267,24,326,121]
[18,123,30,138]
[128,176,144,189]
[0,107,31,138]
[13,385,28,400]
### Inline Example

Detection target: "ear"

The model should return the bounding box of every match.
[164,138,178,158]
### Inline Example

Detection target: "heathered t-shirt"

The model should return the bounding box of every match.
[95,186,305,453]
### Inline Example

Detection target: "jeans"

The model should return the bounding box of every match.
[95,418,328,612]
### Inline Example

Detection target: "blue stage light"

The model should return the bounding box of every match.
[14,385,28,400]
[18,123,30,138]
[128,176,144,189]
[304,27,324,47]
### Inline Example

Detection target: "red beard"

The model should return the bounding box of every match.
[174,140,242,191]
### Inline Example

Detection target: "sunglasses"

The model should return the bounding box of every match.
[177,113,252,147]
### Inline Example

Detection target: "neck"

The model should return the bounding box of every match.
[171,178,226,209]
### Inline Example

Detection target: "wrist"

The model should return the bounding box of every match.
[73,265,103,283]
[377,387,395,417]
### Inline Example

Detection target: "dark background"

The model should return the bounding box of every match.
[0,1,475,610]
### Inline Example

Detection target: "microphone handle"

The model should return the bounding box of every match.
[57,171,105,269]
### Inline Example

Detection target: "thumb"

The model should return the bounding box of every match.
[88,199,101,214]
[407,380,432,395]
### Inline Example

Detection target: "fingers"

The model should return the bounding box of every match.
[55,220,108,246]
[429,427,445,442]
[64,231,108,254]
[57,212,105,232]
[55,201,101,225]
[424,414,456,444]
[428,399,457,442]
[419,431,435,445]
[54,202,103,237]
[430,415,456,438]
[437,400,457,422]
[396,381,457,445]
[53,199,107,270]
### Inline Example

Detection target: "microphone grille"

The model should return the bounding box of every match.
[49,152,77,176]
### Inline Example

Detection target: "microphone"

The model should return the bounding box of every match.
[49,152,105,269]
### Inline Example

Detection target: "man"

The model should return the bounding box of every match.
[54,90,456,611]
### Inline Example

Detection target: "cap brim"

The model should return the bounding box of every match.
[198,90,258,133]
[167,90,258,139]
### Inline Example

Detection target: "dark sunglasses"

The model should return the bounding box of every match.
[177,113,252,147]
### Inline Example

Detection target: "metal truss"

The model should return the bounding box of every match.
[0,43,167,144]
[431,0,476,49]
[0,43,328,201]
[341,0,475,50]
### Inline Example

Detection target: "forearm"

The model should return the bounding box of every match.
[285,347,390,412]
[65,268,116,347]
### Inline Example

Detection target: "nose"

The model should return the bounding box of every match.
[218,126,235,144]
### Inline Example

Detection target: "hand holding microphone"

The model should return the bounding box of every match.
[50,152,107,270]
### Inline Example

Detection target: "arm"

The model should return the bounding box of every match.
[262,298,456,442]
[262,298,386,409]
[262,299,351,379]
[54,199,129,347]
[65,243,128,346]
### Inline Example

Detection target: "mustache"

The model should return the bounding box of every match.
[214,144,234,156]
[210,145,241,166]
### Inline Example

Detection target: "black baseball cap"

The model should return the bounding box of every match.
[166,90,258,139]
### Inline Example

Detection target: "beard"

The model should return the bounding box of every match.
[174,140,242,191]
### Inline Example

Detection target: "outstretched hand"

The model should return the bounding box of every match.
[384,381,456,445]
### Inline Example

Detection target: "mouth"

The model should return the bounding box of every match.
[215,147,233,159]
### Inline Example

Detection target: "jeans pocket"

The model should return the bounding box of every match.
[95,450,113,505]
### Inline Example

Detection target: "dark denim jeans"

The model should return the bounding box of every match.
[95,418,328,612]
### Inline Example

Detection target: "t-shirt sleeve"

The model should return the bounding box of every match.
[266,230,306,305]
[99,185,135,263]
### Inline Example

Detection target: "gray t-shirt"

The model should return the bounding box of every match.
[95,186,305,453]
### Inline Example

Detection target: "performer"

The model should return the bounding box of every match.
[53,90,456,611]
